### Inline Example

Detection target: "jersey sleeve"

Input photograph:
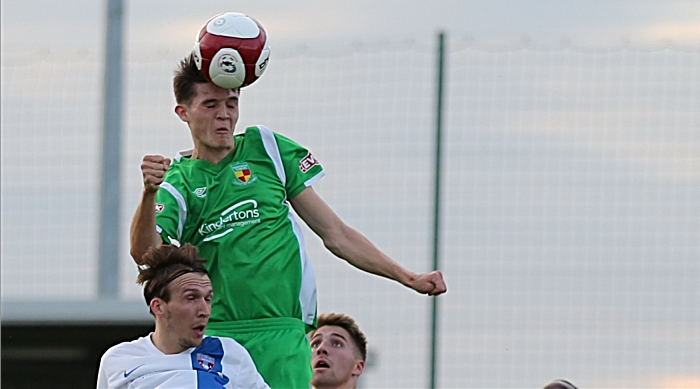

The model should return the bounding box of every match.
[154,182,187,244]
[274,132,325,199]
[96,346,128,389]
[96,356,110,389]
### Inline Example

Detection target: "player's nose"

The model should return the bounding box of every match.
[198,298,211,317]
[216,104,230,119]
[315,341,329,354]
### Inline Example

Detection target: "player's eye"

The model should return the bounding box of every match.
[332,341,342,347]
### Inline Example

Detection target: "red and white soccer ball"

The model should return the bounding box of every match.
[193,12,270,89]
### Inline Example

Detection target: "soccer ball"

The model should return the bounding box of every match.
[193,12,270,89]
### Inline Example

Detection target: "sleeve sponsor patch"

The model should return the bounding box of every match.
[155,204,165,213]
[299,152,319,173]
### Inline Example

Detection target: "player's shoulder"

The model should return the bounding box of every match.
[243,125,291,141]
[162,150,197,185]
[240,126,310,163]
[203,335,251,359]
[159,150,187,176]
[101,335,152,360]
[168,150,193,170]
[205,335,246,349]
[243,125,264,134]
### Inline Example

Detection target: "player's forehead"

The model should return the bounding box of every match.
[192,82,239,103]
[169,272,212,294]
[312,325,351,342]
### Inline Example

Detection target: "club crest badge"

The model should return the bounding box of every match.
[231,162,257,186]
[196,353,215,371]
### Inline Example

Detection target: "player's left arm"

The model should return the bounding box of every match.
[289,187,446,296]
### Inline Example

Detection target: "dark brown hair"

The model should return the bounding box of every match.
[137,243,208,313]
[173,52,241,105]
[311,313,368,361]
[173,53,208,105]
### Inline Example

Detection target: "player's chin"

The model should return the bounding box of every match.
[209,139,235,150]
[310,374,334,387]
[187,332,205,346]
[178,336,203,351]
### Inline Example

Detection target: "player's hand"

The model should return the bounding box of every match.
[410,270,447,296]
[141,155,171,193]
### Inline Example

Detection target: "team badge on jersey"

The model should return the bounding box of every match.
[155,204,165,213]
[299,152,320,173]
[231,162,257,186]
[196,353,215,371]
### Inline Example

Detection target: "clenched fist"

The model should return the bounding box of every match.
[409,270,447,296]
[141,155,171,193]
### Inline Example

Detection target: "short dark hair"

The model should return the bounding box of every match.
[173,52,241,105]
[311,313,368,361]
[173,53,208,105]
[136,244,208,313]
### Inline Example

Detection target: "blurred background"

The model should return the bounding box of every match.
[2,1,699,388]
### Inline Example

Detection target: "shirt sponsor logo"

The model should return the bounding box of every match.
[231,162,257,186]
[193,187,207,198]
[155,204,165,213]
[196,353,215,371]
[299,152,319,173]
[198,199,261,241]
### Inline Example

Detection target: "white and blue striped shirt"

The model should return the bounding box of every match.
[97,334,269,389]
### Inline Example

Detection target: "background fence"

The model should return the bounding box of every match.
[2,36,699,388]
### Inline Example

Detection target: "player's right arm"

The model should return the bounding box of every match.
[130,155,170,265]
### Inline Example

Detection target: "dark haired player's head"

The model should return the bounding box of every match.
[136,243,208,315]
[173,52,240,105]
[543,379,578,389]
[136,244,213,354]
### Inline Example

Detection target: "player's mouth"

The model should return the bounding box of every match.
[214,127,229,134]
[313,359,330,371]
[192,324,206,336]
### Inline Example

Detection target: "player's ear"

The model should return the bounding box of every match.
[150,297,166,317]
[174,104,189,122]
[352,359,364,377]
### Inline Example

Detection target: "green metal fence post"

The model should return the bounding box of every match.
[429,31,446,389]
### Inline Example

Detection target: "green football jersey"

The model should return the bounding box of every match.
[155,125,324,326]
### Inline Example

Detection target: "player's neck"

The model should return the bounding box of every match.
[313,380,357,389]
[191,143,234,165]
[150,331,187,355]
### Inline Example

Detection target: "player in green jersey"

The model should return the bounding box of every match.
[130,53,447,389]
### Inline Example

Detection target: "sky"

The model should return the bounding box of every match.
[2,1,700,388]
[2,0,700,56]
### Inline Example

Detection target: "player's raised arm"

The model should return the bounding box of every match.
[130,155,170,265]
[289,187,447,296]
